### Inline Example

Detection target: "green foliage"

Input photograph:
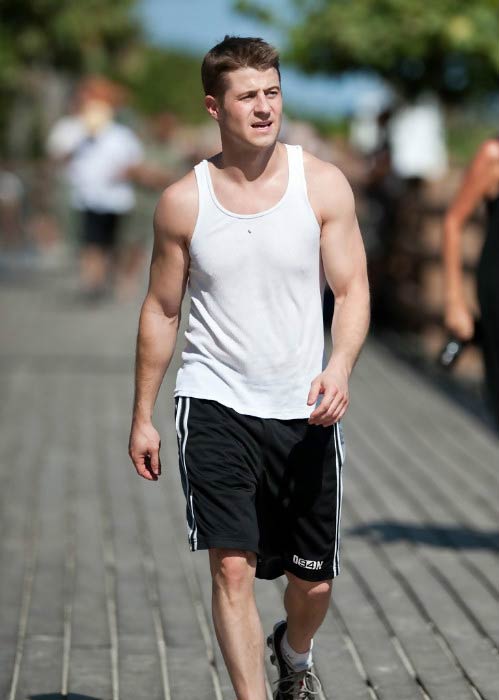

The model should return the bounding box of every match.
[446,112,499,164]
[0,0,142,152]
[0,0,209,151]
[237,0,499,102]
[234,0,279,25]
[126,47,206,123]
[0,0,140,84]
[284,106,350,139]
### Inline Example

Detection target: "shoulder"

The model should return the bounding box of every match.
[466,139,499,177]
[477,139,499,164]
[153,170,198,243]
[46,116,85,157]
[461,138,499,193]
[302,150,353,193]
[302,149,355,221]
[49,115,82,135]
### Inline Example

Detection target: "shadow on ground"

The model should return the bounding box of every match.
[372,332,499,436]
[348,521,499,551]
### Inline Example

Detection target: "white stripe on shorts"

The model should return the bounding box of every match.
[175,397,198,551]
[332,422,344,577]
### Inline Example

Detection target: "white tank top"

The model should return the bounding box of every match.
[174,143,326,419]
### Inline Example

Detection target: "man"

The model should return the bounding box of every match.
[129,36,370,700]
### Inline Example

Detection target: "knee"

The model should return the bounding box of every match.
[288,573,332,601]
[210,549,256,597]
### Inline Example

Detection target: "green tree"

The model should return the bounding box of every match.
[127,47,206,124]
[0,0,142,151]
[236,0,499,102]
[0,0,140,85]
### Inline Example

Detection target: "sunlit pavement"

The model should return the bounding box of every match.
[1,263,498,700]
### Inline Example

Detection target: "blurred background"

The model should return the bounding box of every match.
[0,0,498,424]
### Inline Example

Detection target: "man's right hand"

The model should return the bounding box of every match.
[129,420,162,481]
[444,299,474,341]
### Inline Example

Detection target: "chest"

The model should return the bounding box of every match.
[210,172,288,216]
[189,208,320,286]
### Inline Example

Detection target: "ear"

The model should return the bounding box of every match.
[205,95,221,121]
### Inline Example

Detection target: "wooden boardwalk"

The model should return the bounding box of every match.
[1,265,498,700]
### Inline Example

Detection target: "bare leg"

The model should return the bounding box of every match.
[79,244,110,292]
[283,571,332,653]
[209,549,267,700]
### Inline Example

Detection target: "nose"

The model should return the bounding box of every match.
[254,92,271,115]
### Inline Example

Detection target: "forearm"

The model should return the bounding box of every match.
[132,303,179,422]
[443,217,465,304]
[327,281,370,376]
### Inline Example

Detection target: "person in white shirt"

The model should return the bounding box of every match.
[47,78,144,299]
[128,36,370,700]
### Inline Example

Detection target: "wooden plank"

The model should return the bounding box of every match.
[361,344,499,476]
[3,271,499,700]
[348,396,499,610]
[0,371,44,700]
[355,373,499,524]
[15,376,67,699]
[343,430,499,699]
[128,381,218,700]
[96,377,163,700]
[327,566,423,700]
[166,489,232,700]
[68,377,112,700]
[342,501,475,700]
[142,489,218,700]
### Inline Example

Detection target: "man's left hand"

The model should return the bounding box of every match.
[307,367,349,426]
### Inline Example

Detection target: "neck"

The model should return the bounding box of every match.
[215,138,282,183]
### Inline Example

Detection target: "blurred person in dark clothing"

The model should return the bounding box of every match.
[443,139,499,427]
[0,164,24,248]
[355,108,403,327]
[47,77,144,300]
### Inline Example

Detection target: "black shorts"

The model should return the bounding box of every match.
[81,210,121,250]
[174,397,345,582]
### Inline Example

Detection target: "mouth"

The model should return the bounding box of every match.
[251,121,272,131]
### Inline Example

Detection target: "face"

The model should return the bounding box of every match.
[205,66,282,148]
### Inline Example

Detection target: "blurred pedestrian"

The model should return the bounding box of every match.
[47,77,144,300]
[443,139,499,427]
[128,36,370,700]
[0,163,24,248]
[389,97,448,182]
[116,113,180,300]
[360,108,404,324]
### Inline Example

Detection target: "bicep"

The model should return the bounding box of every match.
[143,176,197,318]
[147,230,189,319]
[144,198,191,318]
[320,186,368,301]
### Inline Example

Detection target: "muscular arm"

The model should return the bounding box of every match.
[305,155,370,425]
[443,140,499,339]
[129,173,197,479]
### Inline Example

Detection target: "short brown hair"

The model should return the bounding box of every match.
[77,76,128,108]
[202,36,280,99]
